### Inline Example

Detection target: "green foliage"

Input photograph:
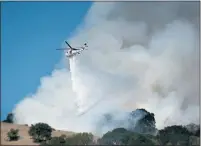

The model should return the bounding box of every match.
[28,122,52,143]
[99,131,126,144]
[7,128,20,141]
[3,113,14,123]
[127,134,157,145]
[159,125,193,135]
[97,108,157,135]
[23,108,200,145]
[99,124,198,146]
[42,133,94,145]
[65,132,94,145]
[112,127,128,133]
[42,135,66,145]
[158,125,193,145]
[134,109,156,134]
[99,127,159,145]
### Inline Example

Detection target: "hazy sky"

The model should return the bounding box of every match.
[1,1,92,120]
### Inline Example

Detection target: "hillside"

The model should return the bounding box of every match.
[1,122,75,145]
[1,109,199,145]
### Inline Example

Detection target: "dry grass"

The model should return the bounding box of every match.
[1,122,75,145]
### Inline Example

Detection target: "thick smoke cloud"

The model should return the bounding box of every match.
[13,1,199,135]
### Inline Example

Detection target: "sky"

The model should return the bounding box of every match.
[1,1,92,120]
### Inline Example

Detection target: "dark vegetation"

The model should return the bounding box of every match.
[128,108,157,134]
[42,133,95,145]
[7,128,20,141]
[3,109,200,145]
[98,125,199,145]
[28,123,53,143]
[3,113,14,123]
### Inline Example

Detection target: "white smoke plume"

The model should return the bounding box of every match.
[13,1,200,136]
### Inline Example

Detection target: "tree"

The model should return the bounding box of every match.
[112,128,128,133]
[158,125,193,145]
[28,122,52,143]
[7,128,20,141]
[185,123,200,135]
[128,108,157,134]
[3,113,14,123]
[99,128,134,145]
[158,125,193,136]
[99,127,159,145]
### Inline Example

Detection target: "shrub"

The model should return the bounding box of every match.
[28,122,52,143]
[42,133,94,145]
[65,132,94,145]
[7,128,20,141]
[42,135,66,145]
